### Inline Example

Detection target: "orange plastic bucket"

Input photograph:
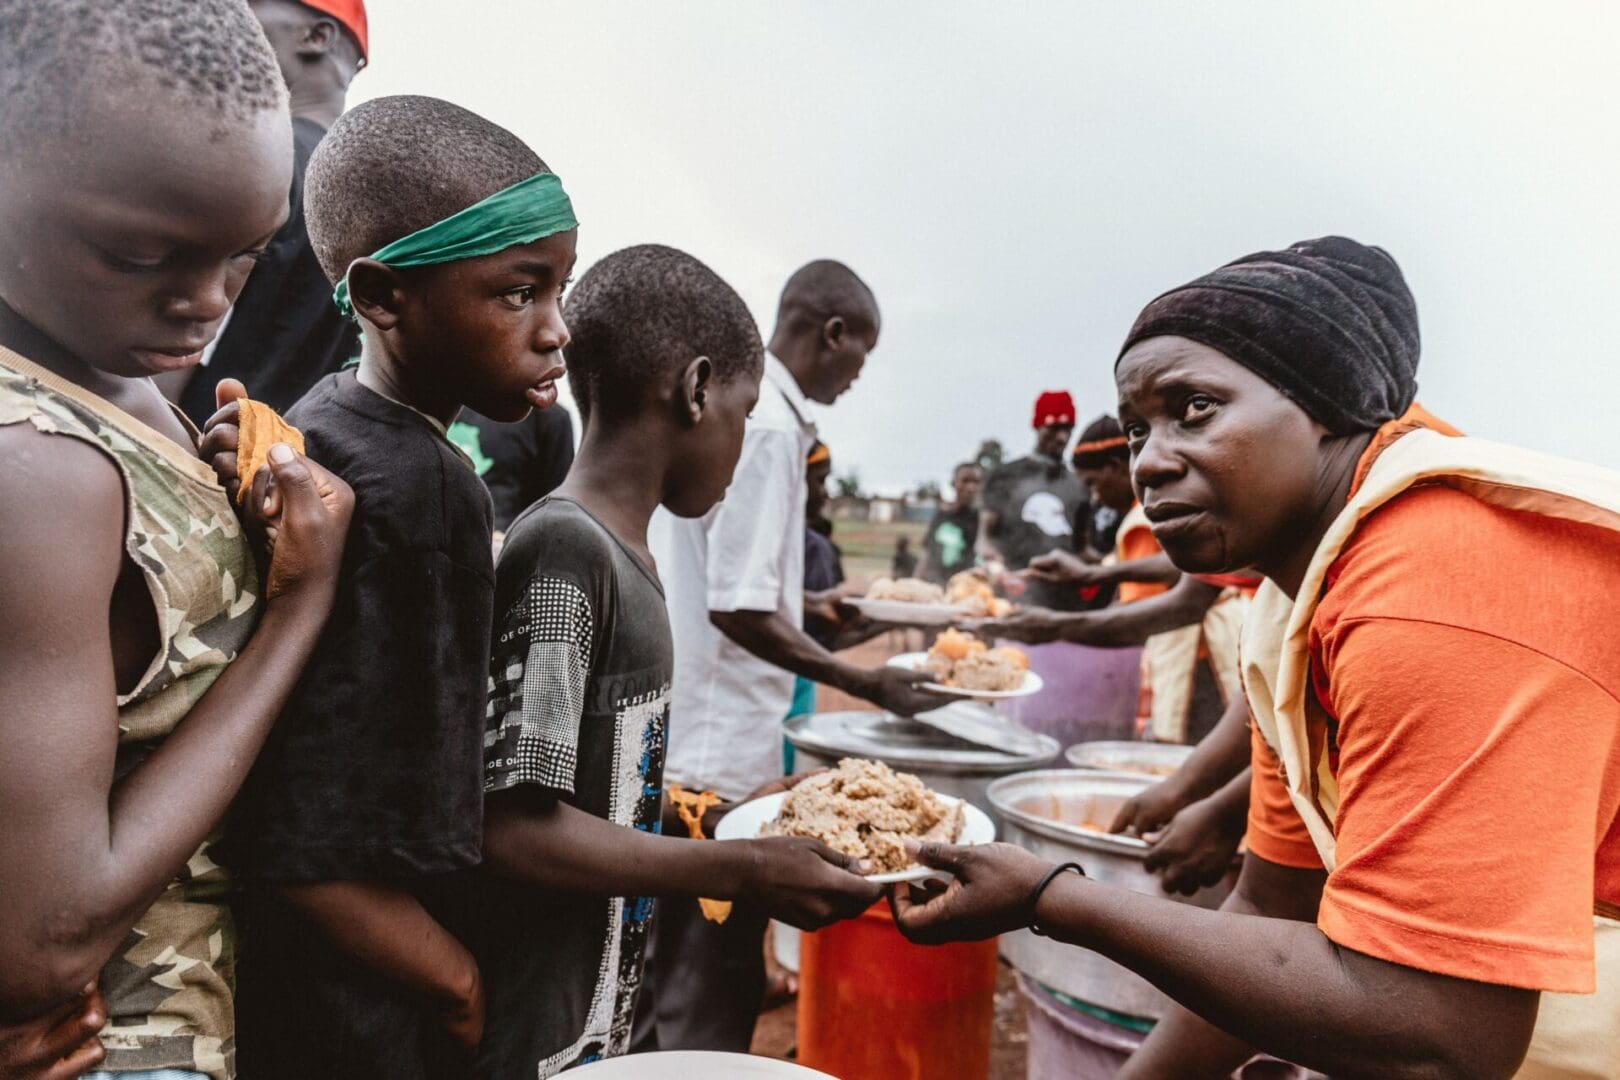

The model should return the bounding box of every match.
[797,900,997,1079]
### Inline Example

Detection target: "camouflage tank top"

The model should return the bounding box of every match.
[0,348,260,1080]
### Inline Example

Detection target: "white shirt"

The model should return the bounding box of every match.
[648,354,817,798]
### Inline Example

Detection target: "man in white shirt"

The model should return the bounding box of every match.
[636,260,941,1052]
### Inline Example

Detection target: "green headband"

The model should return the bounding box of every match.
[333,171,578,317]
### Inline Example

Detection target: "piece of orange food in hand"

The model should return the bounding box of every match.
[667,783,733,924]
[234,399,306,505]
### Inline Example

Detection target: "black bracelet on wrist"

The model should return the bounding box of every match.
[1026,861,1085,938]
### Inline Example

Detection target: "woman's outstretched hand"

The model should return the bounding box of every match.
[888,841,1051,945]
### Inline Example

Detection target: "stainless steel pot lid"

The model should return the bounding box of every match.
[786,707,1059,774]
[910,700,1056,756]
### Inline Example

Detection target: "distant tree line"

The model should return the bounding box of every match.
[831,436,1005,504]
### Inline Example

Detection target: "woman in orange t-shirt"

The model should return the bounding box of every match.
[895,236,1620,1079]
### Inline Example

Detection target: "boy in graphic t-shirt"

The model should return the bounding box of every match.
[918,461,982,583]
[455,245,881,1078]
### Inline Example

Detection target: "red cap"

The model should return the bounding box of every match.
[1031,390,1076,429]
[299,0,368,63]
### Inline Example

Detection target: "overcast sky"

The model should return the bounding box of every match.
[353,1,1620,493]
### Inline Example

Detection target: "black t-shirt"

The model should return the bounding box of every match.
[446,405,575,531]
[981,454,1091,610]
[455,496,672,1079]
[1087,502,1122,556]
[179,117,362,425]
[920,505,979,583]
[804,526,842,646]
[228,371,494,1080]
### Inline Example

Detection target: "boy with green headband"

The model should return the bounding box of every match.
[207,94,577,1080]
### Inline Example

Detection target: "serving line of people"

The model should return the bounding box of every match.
[0,1,1617,1078]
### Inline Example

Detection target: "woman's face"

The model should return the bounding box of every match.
[1115,335,1333,576]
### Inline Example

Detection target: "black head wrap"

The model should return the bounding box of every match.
[1117,236,1420,434]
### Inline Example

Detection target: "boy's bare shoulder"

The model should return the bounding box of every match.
[0,421,126,584]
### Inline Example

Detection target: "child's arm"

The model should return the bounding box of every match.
[272,881,483,1052]
[480,540,881,929]
[709,607,946,716]
[0,429,352,1018]
[482,788,882,929]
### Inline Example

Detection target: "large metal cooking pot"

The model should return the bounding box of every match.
[989,769,1236,1020]
[1064,739,1195,779]
[785,706,1060,824]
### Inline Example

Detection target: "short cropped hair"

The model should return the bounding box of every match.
[0,0,285,146]
[303,95,547,284]
[774,259,880,336]
[563,244,764,422]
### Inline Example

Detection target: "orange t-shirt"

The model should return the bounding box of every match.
[1245,482,1620,992]
[1115,519,1170,604]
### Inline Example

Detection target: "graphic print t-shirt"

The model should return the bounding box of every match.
[921,505,978,583]
[464,496,672,1079]
[981,454,1090,608]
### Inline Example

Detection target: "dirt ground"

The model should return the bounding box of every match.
[826,517,927,585]
[748,634,1031,1079]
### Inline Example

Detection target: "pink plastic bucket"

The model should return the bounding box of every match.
[1018,975,1310,1080]
[996,641,1142,748]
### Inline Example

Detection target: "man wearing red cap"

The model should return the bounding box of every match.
[171,0,369,424]
[977,390,1091,609]
[972,391,1106,746]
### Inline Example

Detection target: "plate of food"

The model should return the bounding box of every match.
[845,577,973,625]
[845,569,1016,626]
[714,758,996,884]
[940,567,1017,618]
[889,628,1044,699]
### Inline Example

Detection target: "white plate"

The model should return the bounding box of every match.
[845,596,974,626]
[568,1050,837,1078]
[887,651,1045,699]
[714,791,996,884]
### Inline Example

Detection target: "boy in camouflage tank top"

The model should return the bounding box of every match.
[0,3,354,1078]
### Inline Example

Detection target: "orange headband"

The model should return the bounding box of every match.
[1072,435,1129,454]
[806,444,831,466]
